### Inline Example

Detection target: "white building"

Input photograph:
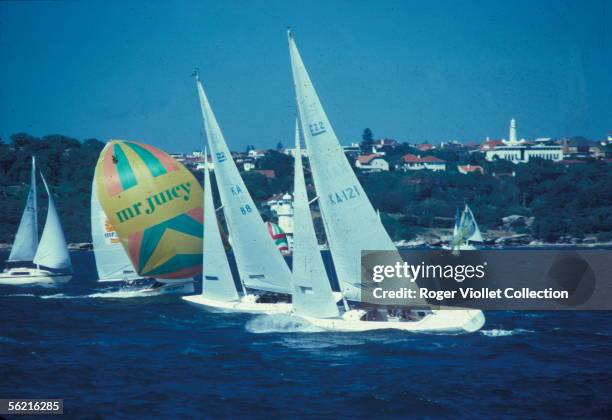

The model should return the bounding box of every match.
[400,154,446,171]
[282,147,308,158]
[355,154,390,172]
[268,193,294,250]
[484,119,563,163]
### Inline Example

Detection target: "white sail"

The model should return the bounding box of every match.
[452,208,460,241]
[464,205,483,243]
[91,169,141,282]
[8,157,39,262]
[201,157,240,302]
[288,31,424,304]
[195,76,292,294]
[33,172,71,271]
[291,119,339,318]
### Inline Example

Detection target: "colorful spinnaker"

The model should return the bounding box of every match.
[94,140,204,279]
[266,222,289,253]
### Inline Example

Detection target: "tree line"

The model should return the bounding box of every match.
[0,133,610,244]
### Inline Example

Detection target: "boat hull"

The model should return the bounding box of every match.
[182,294,292,314]
[136,280,195,296]
[0,268,72,285]
[298,309,485,333]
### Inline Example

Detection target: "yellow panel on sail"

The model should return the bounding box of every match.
[94,140,203,279]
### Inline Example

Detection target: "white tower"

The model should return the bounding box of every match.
[273,193,294,250]
[509,118,517,143]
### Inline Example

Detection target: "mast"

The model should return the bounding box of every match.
[195,75,292,295]
[201,148,241,302]
[8,156,40,263]
[291,118,339,318]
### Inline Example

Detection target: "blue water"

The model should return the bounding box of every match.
[1,252,611,419]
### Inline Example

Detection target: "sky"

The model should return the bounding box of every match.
[0,0,610,152]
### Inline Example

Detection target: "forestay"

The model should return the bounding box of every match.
[201,157,240,302]
[195,77,292,295]
[8,157,39,262]
[291,119,339,318]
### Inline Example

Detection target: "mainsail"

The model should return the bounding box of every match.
[195,76,292,295]
[8,157,39,262]
[201,157,240,302]
[33,172,72,271]
[288,31,424,304]
[91,169,141,282]
[291,119,339,318]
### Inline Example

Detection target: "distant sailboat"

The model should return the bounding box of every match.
[183,152,291,313]
[188,74,293,313]
[288,31,484,332]
[0,157,72,285]
[450,204,483,251]
[91,161,194,296]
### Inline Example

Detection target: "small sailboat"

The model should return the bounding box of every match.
[91,160,194,296]
[288,31,484,332]
[449,204,483,251]
[187,74,293,313]
[182,154,291,313]
[0,157,72,285]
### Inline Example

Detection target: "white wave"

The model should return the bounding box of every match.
[87,290,152,299]
[4,293,36,297]
[245,314,325,334]
[38,289,156,299]
[39,293,77,299]
[480,328,534,337]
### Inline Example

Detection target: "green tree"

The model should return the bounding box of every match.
[360,128,374,153]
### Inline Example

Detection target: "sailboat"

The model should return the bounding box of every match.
[188,74,293,313]
[288,31,484,332]
[0,157,72,285]
[182,152,291,313]
[450,204,483,251]
[91,162,195,295]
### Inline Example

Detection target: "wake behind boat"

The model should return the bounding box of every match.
[0,157,73,285]
[182,75,292,314]
[287,31,484,333]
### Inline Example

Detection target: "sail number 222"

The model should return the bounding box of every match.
[329,185,361,205]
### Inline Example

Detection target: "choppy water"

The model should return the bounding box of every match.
[1,252,611,418]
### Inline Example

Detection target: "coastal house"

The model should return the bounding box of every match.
[248,149,268,159]
[415,143,435,152]
[282,147,308,158]
[373,138,399,153]
[484,119,563,163]
[399,154,446,171]
[342,142,362,157]
[355,154,390,172]
[562,138,605,159]
[457,164,484,175]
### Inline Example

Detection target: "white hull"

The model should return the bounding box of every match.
[182,294,292,314]
[0,268,71,285]
[298,309,485,333]
[135,280,195,296]
[445,243,477,251]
